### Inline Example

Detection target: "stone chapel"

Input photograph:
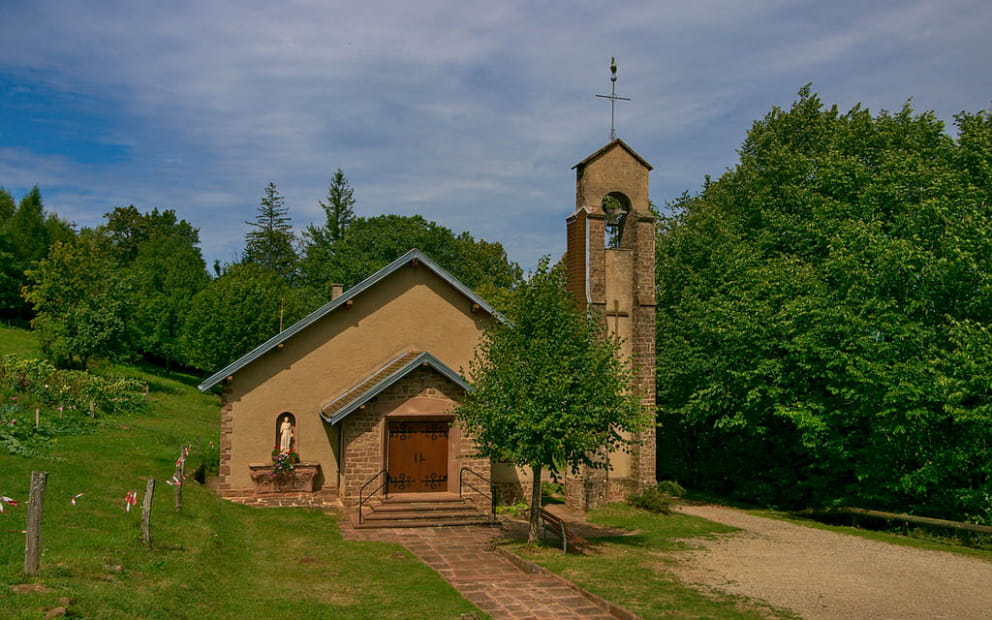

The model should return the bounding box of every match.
[198,138,656,525]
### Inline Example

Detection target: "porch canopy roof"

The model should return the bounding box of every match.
[320,350,471,425]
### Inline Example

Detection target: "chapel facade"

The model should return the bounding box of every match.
[198,138,656,520]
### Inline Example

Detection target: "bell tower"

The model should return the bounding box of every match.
[565,138,656,510]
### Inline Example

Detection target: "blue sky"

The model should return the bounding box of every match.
[1,0,990,272]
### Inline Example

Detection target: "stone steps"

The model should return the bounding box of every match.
[356,493,495,529]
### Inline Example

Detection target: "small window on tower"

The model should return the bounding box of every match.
[603,192,631,248]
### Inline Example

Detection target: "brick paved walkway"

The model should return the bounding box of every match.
[342,523,619,619]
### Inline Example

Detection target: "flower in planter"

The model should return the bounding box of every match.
[271,447,300,479]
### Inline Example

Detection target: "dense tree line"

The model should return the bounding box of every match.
[656,87,992,523]
[9,92,990,523]
[0,186,74,323]
[4,171,522,373]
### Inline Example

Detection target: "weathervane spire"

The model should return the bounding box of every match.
[595,56,631,141]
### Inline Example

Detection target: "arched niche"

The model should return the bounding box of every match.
[602,191,632,248]
[275,412,297,453]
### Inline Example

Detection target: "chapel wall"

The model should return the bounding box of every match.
[216,266,489,496]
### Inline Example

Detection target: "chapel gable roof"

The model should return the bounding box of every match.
[572,138,653,171]
[197,248,501,391]
[320,350,470,424]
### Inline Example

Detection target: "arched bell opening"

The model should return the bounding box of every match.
[602,191,632,248]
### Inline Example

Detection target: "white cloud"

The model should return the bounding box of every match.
[1,0,990,271]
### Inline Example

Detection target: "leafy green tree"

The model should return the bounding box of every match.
[243,182,298,282]
[656,87,992,522]
[7,186,48,267]
[22,231,135,368]
[456,258,646,541]
[301,213,522,296]
[0,187,14,221]
[130,234,210,368]
[0,188,18,316]
[100,206,210,367]
[0,186,75,322]
[180,263,308,371]
[103,205,200,264]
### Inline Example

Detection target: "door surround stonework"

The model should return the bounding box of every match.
[339,366,489,503]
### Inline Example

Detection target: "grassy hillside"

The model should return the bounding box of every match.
[0,325,480,619]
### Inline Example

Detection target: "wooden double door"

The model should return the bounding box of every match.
[387,421,449,493]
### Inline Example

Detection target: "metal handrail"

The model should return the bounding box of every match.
[458,467,496,522]
[357,469,388,525]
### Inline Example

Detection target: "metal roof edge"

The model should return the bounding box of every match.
[197,248,501,392]
[321,351,471,424]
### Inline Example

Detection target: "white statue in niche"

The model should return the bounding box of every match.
[278,415,294,453]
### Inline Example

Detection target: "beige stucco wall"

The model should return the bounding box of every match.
[604,248,634,480]
[219,264,490,493]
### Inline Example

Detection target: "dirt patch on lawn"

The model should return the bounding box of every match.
[671,504,992,619]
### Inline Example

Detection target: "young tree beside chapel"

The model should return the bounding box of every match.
[456,258,647,542]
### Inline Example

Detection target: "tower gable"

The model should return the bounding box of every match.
[573,138,652,216]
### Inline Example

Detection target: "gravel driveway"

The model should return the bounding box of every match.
[672,504,992,619]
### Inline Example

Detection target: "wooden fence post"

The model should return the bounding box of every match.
[24,471,47,576]
[141,478,155,546]
[174,451,184,513]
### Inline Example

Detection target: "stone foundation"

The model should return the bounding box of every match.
[249,463,322,495]
[220,488,341,509]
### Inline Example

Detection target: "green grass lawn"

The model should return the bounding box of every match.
[0,325,481,619]
[504,504,796,619]
[0,324,41,357]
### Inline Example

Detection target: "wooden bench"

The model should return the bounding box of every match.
[540,508,587,554]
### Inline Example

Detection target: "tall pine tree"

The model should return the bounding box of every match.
[317,168,355,243]
[301,169,356,291]
[243,182,298,282]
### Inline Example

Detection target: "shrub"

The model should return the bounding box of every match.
[0,354,147,416]
[656,480,686,498]
[627,482,683,514]
[496,501,530,518]
[541,481,565,502]
[0,354,149,457]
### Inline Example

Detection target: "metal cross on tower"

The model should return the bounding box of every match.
[595,57,630,141]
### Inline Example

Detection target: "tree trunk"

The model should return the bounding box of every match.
[528,464,542,544]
